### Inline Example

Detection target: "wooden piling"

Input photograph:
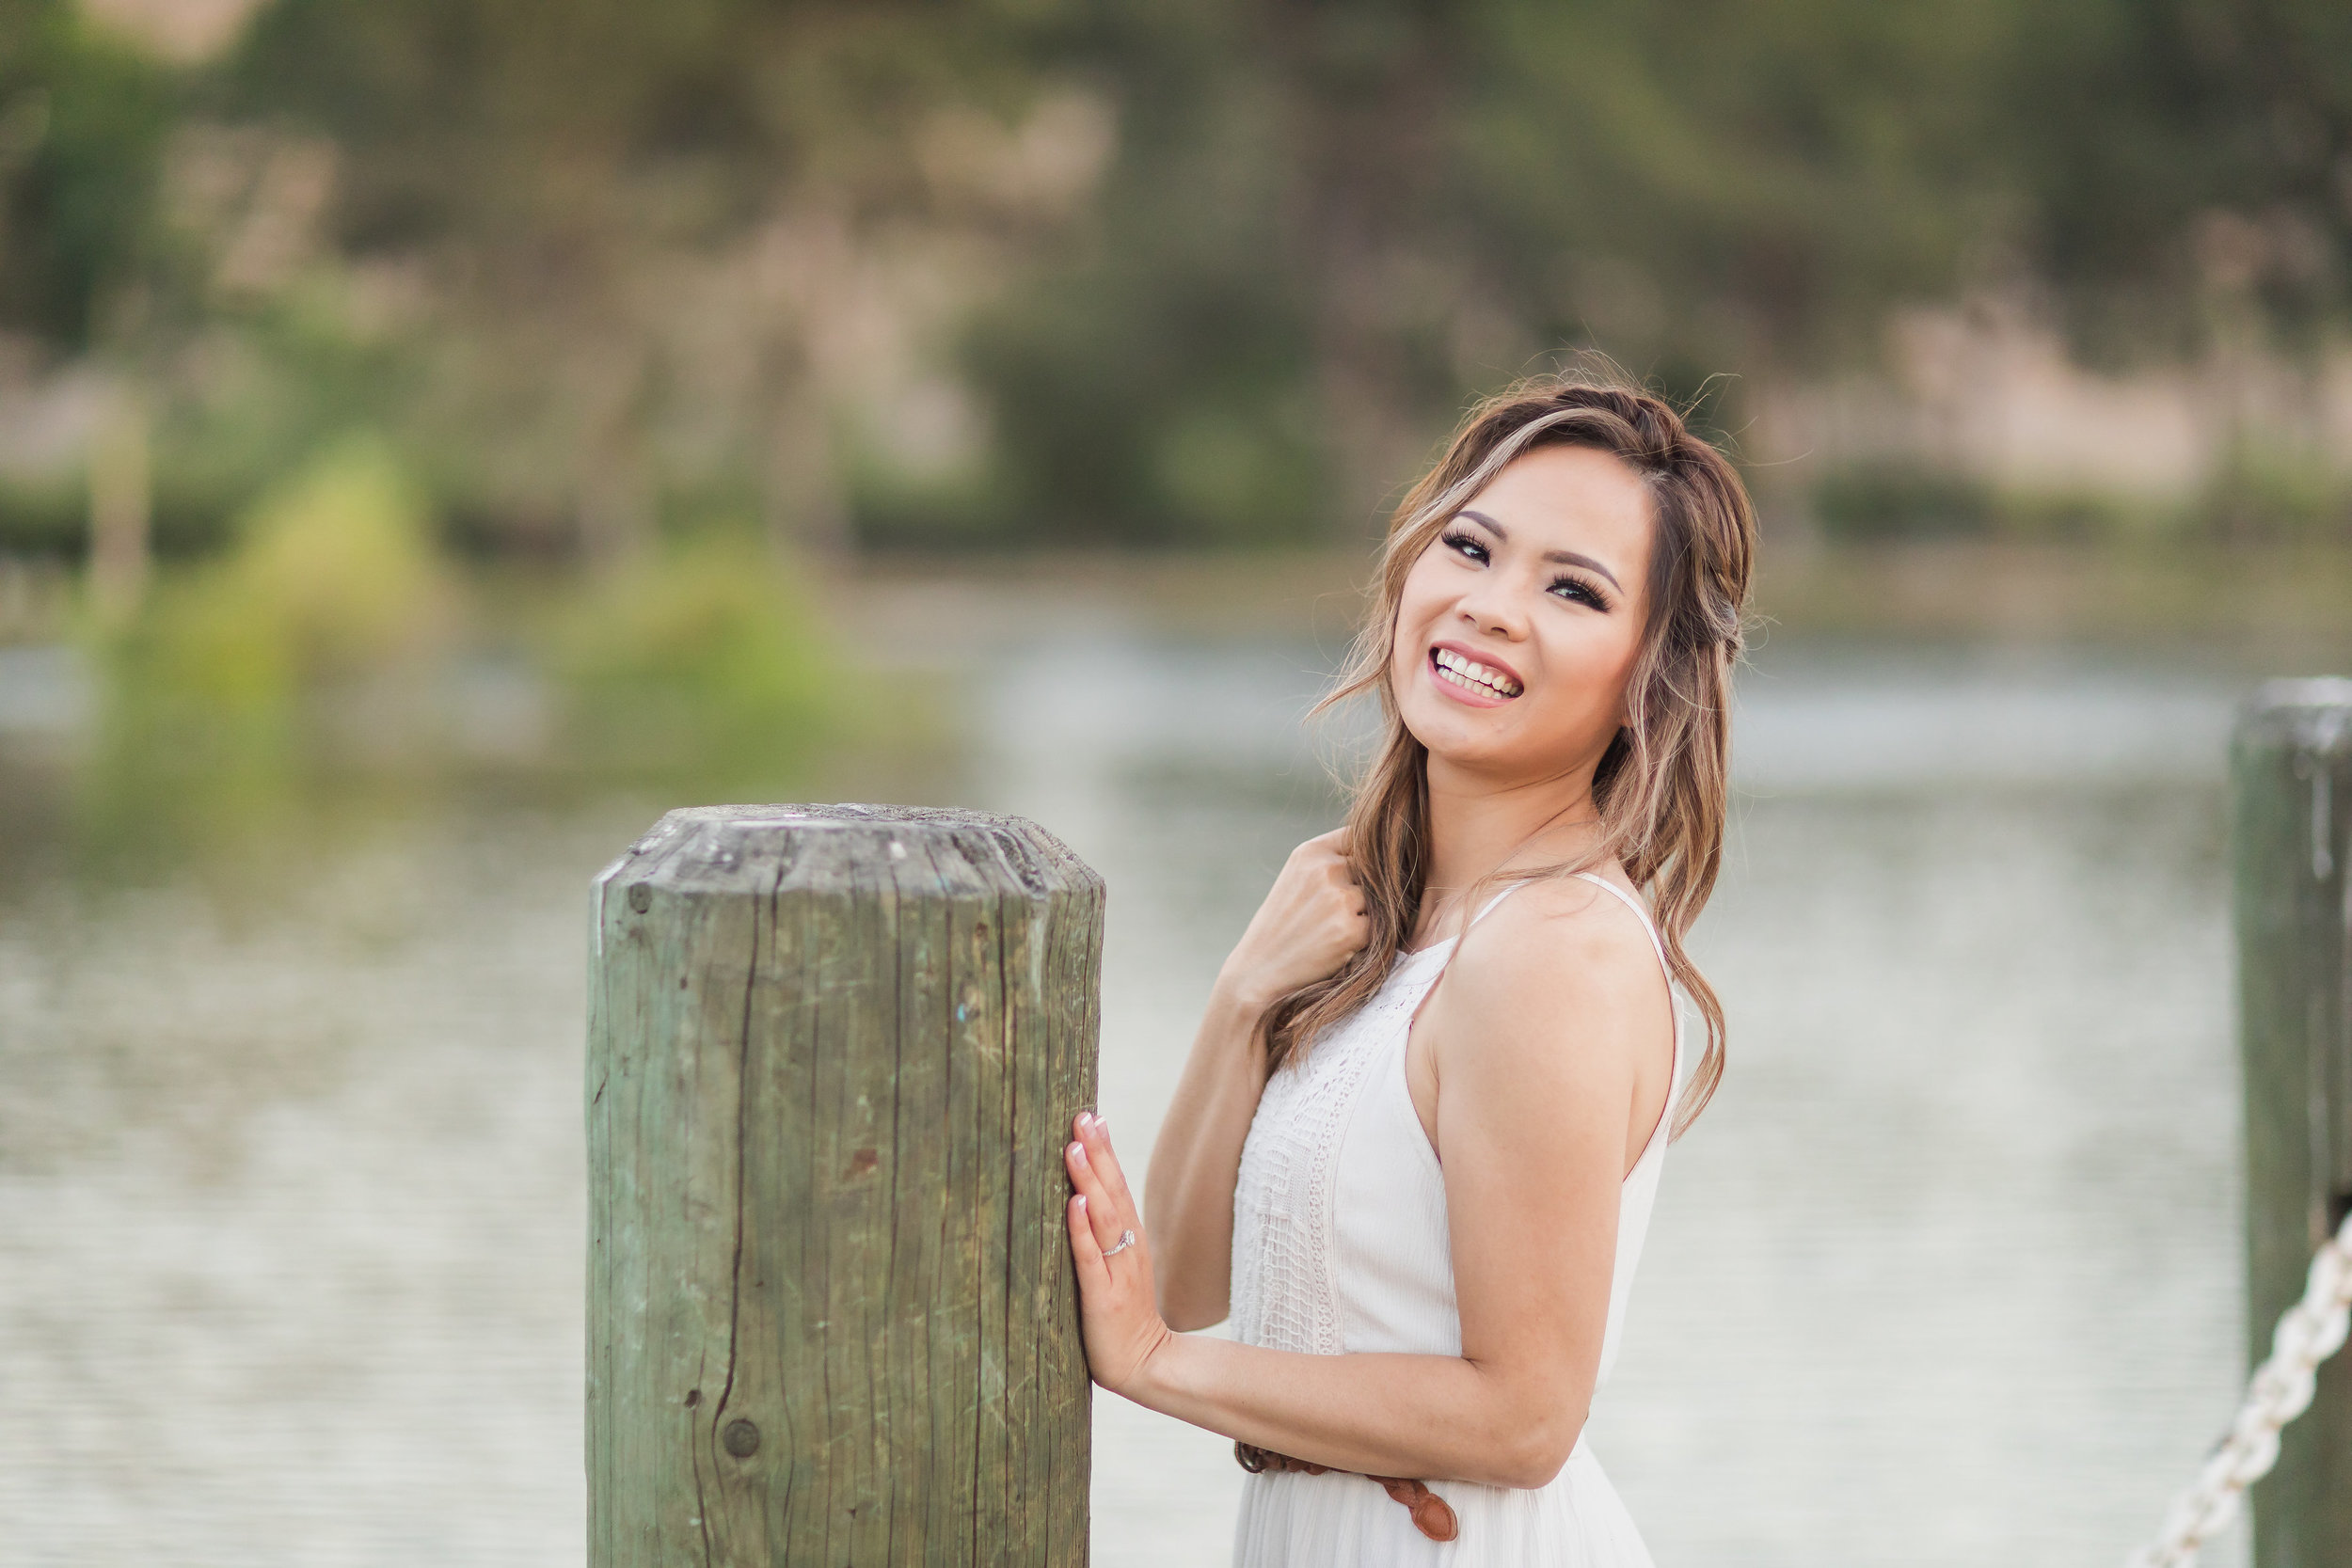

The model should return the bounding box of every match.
[2235,679,2352,1568]
[586,803,1102,1566]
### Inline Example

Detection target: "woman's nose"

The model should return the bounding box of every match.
[1456,580,1525,639]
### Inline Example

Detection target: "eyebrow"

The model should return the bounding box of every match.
[1454,509,1624,591]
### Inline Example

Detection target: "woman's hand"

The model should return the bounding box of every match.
[1064,1111,1173,1398]
[1216,829,1371,1013]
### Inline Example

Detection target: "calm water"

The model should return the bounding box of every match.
[0,631,2263,1566]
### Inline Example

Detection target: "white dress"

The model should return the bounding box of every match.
[1229,873,1682,1566]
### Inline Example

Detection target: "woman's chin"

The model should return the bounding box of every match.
[1402,709,1512,768]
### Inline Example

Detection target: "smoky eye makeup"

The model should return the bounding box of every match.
[1439,526,1490,563]
[1549,573,1613,611]
[1442,511,1616,610]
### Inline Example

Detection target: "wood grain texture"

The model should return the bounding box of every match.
[2233,682,2352,1568]
[587,804,1102,1567]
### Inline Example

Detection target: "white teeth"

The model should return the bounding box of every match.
[1431,648,1520,698]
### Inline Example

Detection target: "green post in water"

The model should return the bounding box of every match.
[586,804,1102,1565]
[2234,680,2352,1568]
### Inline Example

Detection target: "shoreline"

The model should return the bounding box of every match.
[837,538,2352,661]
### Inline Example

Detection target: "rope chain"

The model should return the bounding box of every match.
[2124,1209,2352,1568]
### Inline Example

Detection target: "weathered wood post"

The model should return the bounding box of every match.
[2236,679,2352,1567]
[586,803,1102,1565]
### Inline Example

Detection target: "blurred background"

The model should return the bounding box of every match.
[1,0,2349,1563]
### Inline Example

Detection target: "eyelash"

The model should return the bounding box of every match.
[1440,528,1613,611]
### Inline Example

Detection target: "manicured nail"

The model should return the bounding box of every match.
[1075,1194,1088,1211]
[1072,1142,1089,1166]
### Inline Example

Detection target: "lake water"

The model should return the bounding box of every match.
[0,626,2271,1566]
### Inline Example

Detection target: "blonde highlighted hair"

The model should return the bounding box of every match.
[1263,371,1756,1138]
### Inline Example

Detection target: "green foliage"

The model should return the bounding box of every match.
[1813,463,2176,543]
[1812,456,2352,545]
[0,467,81,551]
[1999,0,2352,357]
[2198,447,2352,543]
[959,249,1327,546]
[11,0,2352,552]
[71,446,859,863]
[150,279,426,548]
[957,0,2352,544]
[91,439,844,792]
[95,435,450,743]
[0,0,174,348]
[939,15,1335,546]
[72,436,452,860]
[199,0,1045,546]
[546,535,840,791]
[221,435,449,675]
[1813,464,1999,542]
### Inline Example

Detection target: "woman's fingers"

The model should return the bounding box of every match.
[1076,1113,1140,1227]
[1066,1135,1126,1252]
[1067,1195,1108,1287]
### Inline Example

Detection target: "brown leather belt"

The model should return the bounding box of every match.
[1234,1441,1460,1543]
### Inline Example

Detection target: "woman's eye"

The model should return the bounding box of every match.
[1550,577,1609,610]
[1442,530,1488,563]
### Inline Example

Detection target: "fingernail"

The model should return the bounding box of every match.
[1072,1143,1089,1166]
[1075,1194,1087,1211]
[1093,1115,1109,1135]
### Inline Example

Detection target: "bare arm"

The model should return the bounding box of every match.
[1078,886,1670,1488]
[1142,988,1269,1330]
[1145,829,1370,1331]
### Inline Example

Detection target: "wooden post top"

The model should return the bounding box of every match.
[2238,678,2352,745]
[602,802,1103,904]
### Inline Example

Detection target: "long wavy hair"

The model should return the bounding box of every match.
[1263,372,1756,1139]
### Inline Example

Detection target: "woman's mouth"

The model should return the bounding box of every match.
[1429,646,1522,702]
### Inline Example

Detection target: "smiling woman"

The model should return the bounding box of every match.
[1060,372,1757,1567]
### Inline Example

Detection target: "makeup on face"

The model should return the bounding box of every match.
[1390,444,1654,774]
[1454,509,1623,593]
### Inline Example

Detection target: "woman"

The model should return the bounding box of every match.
[1061,374,1755,1564]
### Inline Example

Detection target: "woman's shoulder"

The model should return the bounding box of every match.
[1439,870,1665,1021]
[1421,869,1673,1129]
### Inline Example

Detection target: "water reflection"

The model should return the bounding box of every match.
[0,629,2253,1567]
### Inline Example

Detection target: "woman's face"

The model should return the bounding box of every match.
[1389,442,1655,787]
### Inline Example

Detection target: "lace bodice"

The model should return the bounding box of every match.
[1229,942,1452,1355]
[1227,875,1682,1387]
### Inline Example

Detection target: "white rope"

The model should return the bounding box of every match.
[2124,1209,2352,1568]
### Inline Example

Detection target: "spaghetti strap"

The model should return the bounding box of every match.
[1465,879,1531,927]
[1568,871,1670,976]
[1571,871,1686,1110]
[1463,874,1668,971]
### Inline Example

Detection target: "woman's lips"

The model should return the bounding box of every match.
[1427,644,1522,705]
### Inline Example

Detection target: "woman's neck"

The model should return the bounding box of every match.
[1421,755,1603,909]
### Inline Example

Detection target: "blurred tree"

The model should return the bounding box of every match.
[200,0,1069,559]
[961,0,2040,543]
[961,0,2352,545]
[5,0,2346,554]
[2003,0,2352,357]
[0,0,172,352]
